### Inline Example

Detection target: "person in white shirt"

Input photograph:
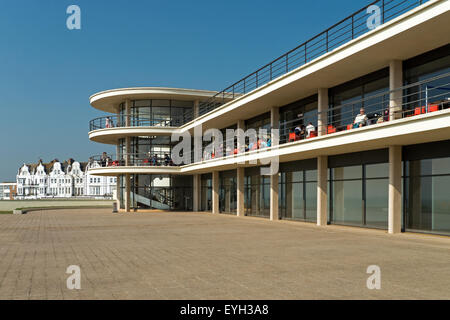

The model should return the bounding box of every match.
[306,122,315,137]
[354,108,368,128]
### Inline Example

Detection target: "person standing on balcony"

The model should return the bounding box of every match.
[354,108,368,128]
[101,152,108,167]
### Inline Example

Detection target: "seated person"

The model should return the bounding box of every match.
[300,125,306,139]
[354,108,368,128]
[306,122,315,138]
[164,154,171,166]
[151,154,158,166]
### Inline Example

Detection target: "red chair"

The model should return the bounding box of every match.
[414,106,426,115]
[429,104,439,112]
[347,124,353,130]
[308,131,318,138]
[327,125,336,134]
[288,132,296,142]
[234,148,238,155]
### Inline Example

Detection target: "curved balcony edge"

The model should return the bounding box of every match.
[88,166,182,176]
[89,127,182,144]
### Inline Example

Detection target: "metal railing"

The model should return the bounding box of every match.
[280,72,450,143]
[90,73,450,168]
[197,0,429,117]
[89,115,184,131]
[89,152,180,167]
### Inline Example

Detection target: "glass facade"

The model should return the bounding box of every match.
[244,168,270,218]
[403,140,450,235]
[119,99,194,127]
[403,45,450,112]
[329,150,389,229]
[201,174,212,211]
[219,170,237,214]
[279,95,318,143]
[329,69,390,129]
[120,174,193,211]
[279,160,317,222]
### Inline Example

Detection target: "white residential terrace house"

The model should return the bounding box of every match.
[16,159,117,199]
[88,0,450,236]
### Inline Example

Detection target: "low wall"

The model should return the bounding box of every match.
[0,199,114,212]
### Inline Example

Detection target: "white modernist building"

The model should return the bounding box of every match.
[0,182,17,200]
[16,159,117,199]
[88,0,450,236]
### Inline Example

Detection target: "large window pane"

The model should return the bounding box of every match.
[305,182,317,221]
[332,180,363,225]
[365,178,388,228]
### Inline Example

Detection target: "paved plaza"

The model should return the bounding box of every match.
[0,208,449,300]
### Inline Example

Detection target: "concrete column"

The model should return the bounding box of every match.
[125,99,131,127]
[389,60,403,120]
[270,107,279,146]
[318,88,328,136]
[237,167,245,217]
[270,173,279,221]
[115,174,120,209]
[237,120,245,152]
[389,145,402,234]
[212,171,219,214]
[193,174,200,212]
[125,174,131,213]
[125,137,131,166]
[317,156,328,226]
[194,100,200,119]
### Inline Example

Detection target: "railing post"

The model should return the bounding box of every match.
[304,44,307,64]
[256,71,258,88]
[382,0,385,24]
[270,64,273,81]
[326,31,329,52]
[286,55,289,73]
[351,15,354,39]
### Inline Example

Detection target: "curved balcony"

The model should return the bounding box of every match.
[89,115,184,131]
[87,152,182,176]
[88,116,182,144]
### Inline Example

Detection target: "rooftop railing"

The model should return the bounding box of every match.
[197,0,430,117]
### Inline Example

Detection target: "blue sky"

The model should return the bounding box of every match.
[0,0,369,181]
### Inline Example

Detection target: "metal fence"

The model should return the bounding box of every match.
[198,0,430,117]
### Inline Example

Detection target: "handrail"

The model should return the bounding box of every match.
[89,152,179,167]
[197,0,429,117]
[90,73,450,167]
[89,115,182,131]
